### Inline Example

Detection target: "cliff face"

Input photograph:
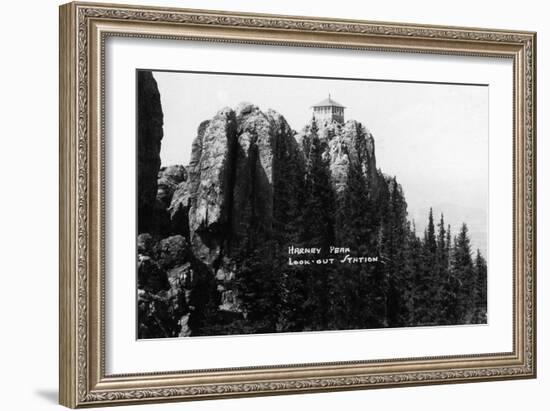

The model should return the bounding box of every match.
[297,118,380,197]
[167,104,303,264]
[138,98,386,338]
[137,71,164,234]
[139,102,305,337]
[153,165,187,235]
[186,108,237,265]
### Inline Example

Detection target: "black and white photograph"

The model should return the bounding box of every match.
[136,69,488,339]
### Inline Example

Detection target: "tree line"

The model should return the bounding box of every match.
[195,123,487,336]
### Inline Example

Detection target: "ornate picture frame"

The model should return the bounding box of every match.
[59,1,536,408]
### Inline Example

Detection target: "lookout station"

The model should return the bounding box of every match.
[312,94,346,124]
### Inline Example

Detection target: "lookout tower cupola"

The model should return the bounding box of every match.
[312,94,345,124]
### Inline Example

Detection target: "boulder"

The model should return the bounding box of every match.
[137,233,154,256]
[167,180,191,237]
[137,287,188,339]
[167,262,196,291]
[155,235,189,270]
[157,164,187,209]
[153,165,187,235]
[137,255,169,292]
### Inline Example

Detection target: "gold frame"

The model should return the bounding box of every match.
[59,1,537,408]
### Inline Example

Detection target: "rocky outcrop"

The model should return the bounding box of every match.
[168,180,191,237]
[137,234,191,339]
[157,165,187,209]
[167,263,197,337]
[177,104,303,266]
[297,118,380,197]
[137,255,169,292]
[136,94,388,337]
[330,120,379,195]
[155,235,190,270]
[137,234,208,339]
[165,120,213,241]
[153,165,187,235]
[214,259,239,312]
[137,233,154,256]
[186,109,237,265]
[137,71,164,234]
[137,285,189,339]
[230,104,276,250]
[179,104,302,313]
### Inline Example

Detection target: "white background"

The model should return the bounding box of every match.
[0,0,546,410]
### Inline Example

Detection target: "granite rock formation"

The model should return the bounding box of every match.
[297,118,381,197]
[137,71,164,234]
[137,95,411,338]
[186,108,237,265]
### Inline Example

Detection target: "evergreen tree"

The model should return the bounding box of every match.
[446,224,452,269]
[331,159,371,329]
[298,122,337,330]
[335,157,370,247]
[359,177,390,328]
[235,241,280,333]
[450,224,476,323]
[473,249,488,323]
[432,214,449,320]
[424,208,437,257]
[415,208,438,325]
[271,129,307,332]
[380,178,411,327]
[437,215,449,270]
[406,222,424,325]
[301,122,335,248]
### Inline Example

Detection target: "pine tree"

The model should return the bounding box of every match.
[298,122,337,330]
[473,249,488,323]
[450,223,476,323]
[446,224,452,269]
[271,128,307,332]
[235,241,280,333]
[380,177,411,327]
[431,214,449,321]
[331,159,371,329]
[301,122,335,249]
[425,208,437,257]
[437,215,449,270]
[415,208,438,325]
[407,221,425,325]
[335,157,370,248]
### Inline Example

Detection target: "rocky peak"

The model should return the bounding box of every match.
[137,95,390,337]
[297,118,380,195]
[186,107,238,265]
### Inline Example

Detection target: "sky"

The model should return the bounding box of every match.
[152,70,488,255]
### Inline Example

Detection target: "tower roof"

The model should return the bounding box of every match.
[311,94,346,108]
